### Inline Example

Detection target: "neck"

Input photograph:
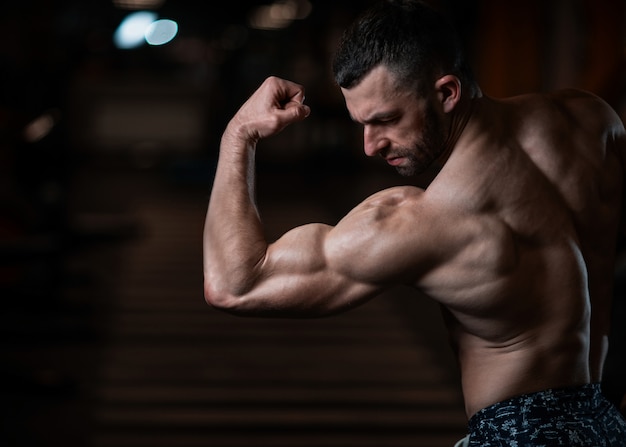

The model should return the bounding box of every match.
[434,90,482,169]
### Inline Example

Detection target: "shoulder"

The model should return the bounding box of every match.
[350,185,425,215]
[544,89,623,135]
[339,185,437,237]
[545,90,626,165]
[333,186,426,238]
[508,89,624,164]
[324,185,443,284]
[508,89,619,128]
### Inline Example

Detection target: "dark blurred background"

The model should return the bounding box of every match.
[1,1,625,446]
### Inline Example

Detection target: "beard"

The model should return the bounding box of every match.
[386,103,446,177]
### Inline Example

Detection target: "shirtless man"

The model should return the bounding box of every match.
[203,1,626,444]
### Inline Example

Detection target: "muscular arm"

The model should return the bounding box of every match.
[203,77,406,317]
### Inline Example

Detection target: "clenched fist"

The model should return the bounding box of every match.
[225,76,311,146]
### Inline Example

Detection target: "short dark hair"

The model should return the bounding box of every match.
[332,0,476,95]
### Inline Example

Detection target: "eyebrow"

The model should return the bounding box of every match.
[351,110,399,125]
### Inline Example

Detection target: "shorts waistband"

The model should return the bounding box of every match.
[468,383,604,432]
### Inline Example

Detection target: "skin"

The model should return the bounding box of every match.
[203,65,626,418]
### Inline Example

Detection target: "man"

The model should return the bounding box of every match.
[203,0,626,444]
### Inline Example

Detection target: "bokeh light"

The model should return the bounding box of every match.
[113,11,158,49]
[144,19,178,46]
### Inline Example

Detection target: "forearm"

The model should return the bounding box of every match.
[203,129,267,300]
[202,76,315,310]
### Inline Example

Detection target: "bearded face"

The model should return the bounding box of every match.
[341,66,451,177]
[381,101,446,176]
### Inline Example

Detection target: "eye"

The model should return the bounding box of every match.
[376,116,399,126]
[380,112,400,122]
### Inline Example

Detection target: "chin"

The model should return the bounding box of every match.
[395,161,429,177]
[395,166,419,177]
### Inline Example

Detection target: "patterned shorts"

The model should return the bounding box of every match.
[466,383,626,446]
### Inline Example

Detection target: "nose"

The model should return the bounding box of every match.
[363,126,387,157]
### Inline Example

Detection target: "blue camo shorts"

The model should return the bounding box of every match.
[465,383,626,446]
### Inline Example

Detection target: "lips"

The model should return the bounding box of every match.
[385,156,404,166]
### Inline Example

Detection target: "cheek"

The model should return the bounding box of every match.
[394,121,422,146]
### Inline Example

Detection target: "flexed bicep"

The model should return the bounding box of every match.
[241,187,441,316]
[206,222,383,317]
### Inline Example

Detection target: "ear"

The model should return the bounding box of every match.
[434,75,461,114]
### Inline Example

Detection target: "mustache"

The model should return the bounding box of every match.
[380,146,412,159]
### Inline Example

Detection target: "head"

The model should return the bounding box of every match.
[333,0,476,96]
[332,0,478,176]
